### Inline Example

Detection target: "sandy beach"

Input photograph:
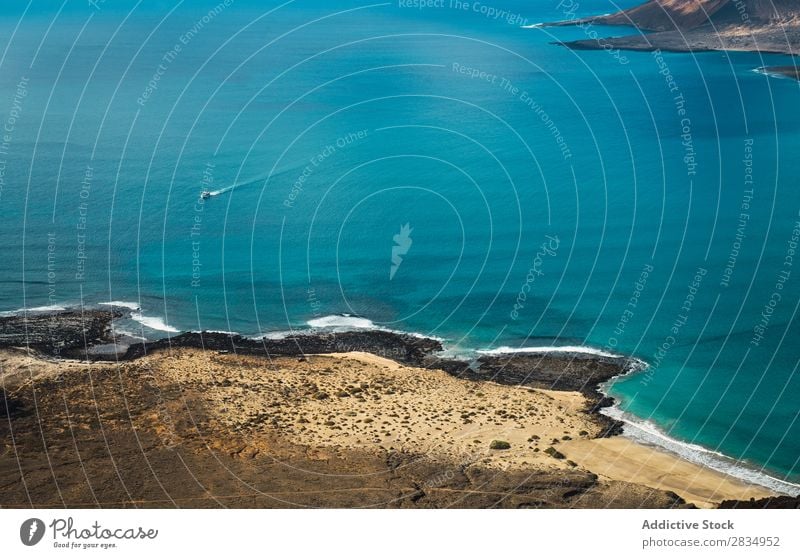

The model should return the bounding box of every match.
[559,438,772,508]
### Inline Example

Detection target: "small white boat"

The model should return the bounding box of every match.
[200,191,211,199]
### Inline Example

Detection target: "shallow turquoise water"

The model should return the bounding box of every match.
[0,1,798,485]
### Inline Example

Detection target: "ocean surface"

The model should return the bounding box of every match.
[0,0,798,491]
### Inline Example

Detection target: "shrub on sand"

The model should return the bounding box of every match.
[544,446,565,459]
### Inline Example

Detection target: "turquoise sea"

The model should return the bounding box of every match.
[0,1,798,491]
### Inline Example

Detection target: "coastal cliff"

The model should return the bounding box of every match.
[548,0,800,72]
[549,0,734,32]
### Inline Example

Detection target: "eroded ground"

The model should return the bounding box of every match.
[0,348,689,508]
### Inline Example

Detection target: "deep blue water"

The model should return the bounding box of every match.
[0,1,798,488]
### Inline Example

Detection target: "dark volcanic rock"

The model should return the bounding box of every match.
[472,353,629,393]
[3,309,631,438]
[0,310,119,358]
[121,329,443,366]
[465,352,632,437]
[119,329,629,401]
[421,356,478,377]
[547,0,800,56]
[758,66,800,81]
[719,495,800,509]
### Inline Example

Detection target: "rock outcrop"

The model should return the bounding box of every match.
[548,0,800,60]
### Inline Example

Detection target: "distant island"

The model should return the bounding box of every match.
[549,0,800,79]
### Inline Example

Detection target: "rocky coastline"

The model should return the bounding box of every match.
[0,308,121,358]
[0,308,629,435]
[544,0,800,67]
[757,65,800,80]
[1,308,794,508]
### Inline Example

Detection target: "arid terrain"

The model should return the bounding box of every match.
[0,310,793,508]
[0,344,778,509]
[549,0,800,76]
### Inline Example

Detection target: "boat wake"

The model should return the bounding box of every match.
[204,170,288,198]
[205,184,236,197]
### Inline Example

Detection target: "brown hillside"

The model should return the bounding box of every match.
[564,0,800,31]
[596,0,732,32]
[550,0,800,58]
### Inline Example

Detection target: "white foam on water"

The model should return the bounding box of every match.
[304,315,444,341]
[475,345,799,495]
[247,328,321,340]
[477,345,623,359]
[99,301,141,310]
[307,315,377,329]
[1,305,68,316]
[753,66,798,80]
[130,312,179,333]
[602,405,800,496]
[259,330,293,340]
[21,305,67,313]
[406,330,445,341]
[436,345,478,360]
[111,327,147,341]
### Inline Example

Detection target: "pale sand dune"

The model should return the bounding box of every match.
[0,348,88,385]
[325,351,403,370]
[3,347,776,507]
[559,437,774,508]
[139,349,778,506]
[147,349,602,471]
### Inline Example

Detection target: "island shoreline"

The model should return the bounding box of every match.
[1,308,797,508]
[539,0,800,79]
